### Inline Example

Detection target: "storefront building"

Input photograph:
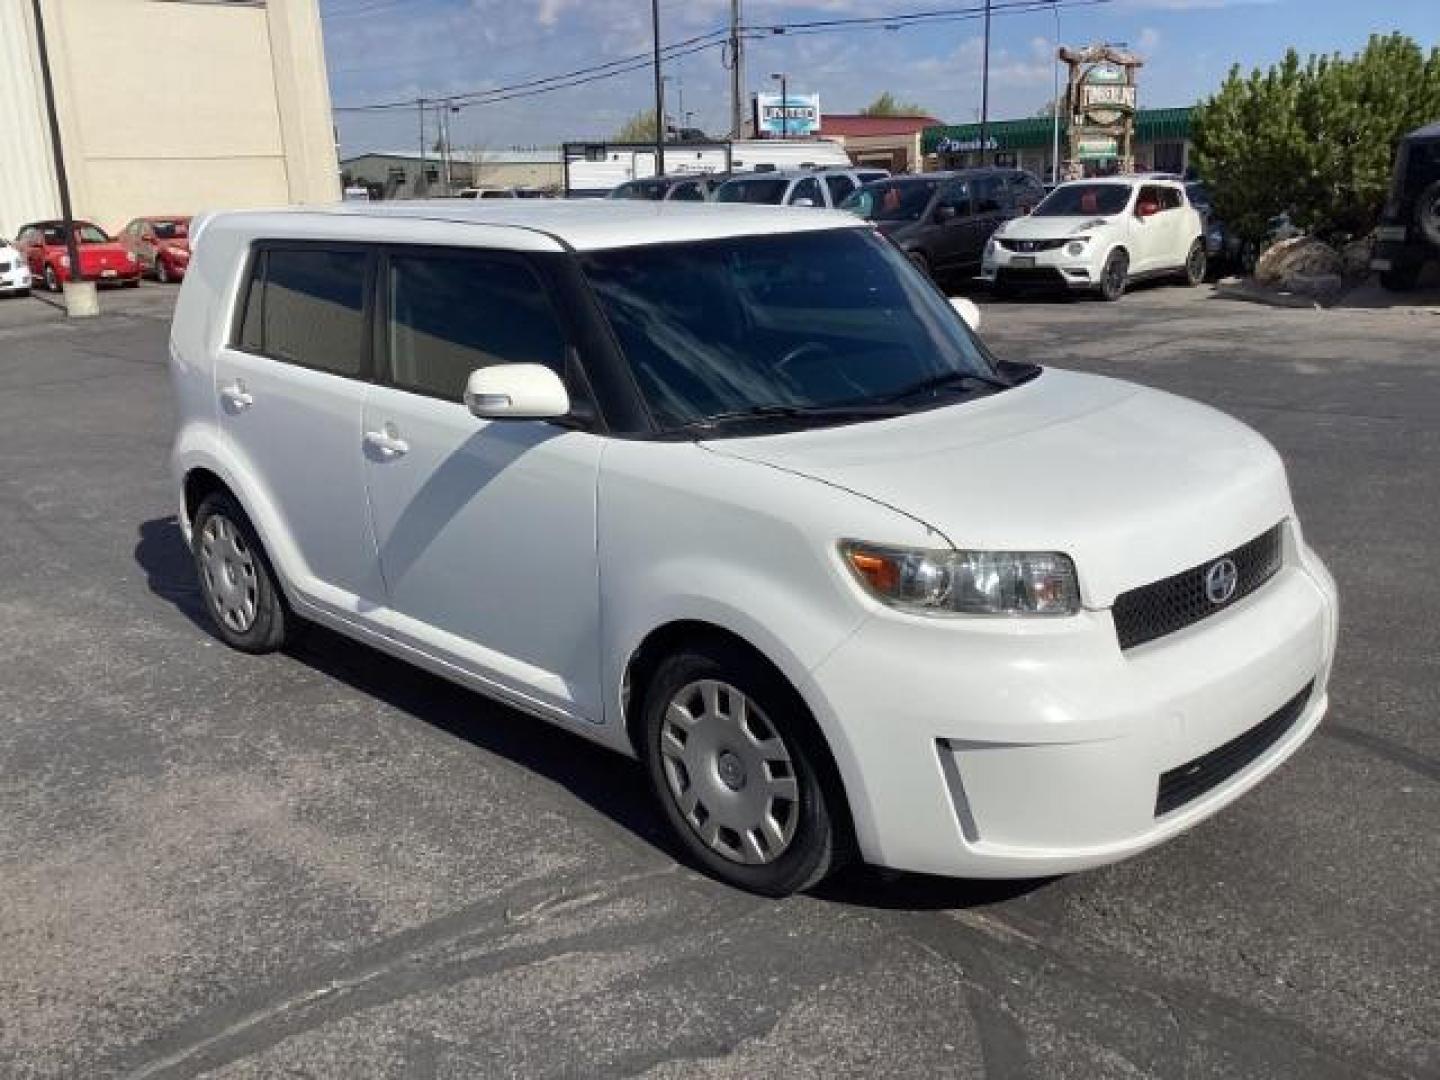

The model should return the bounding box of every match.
[0,0,338,238]
[817,115,940,174]
[924,107,1193,181]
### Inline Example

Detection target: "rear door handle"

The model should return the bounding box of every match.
[220,379,254,410]
[363,426,409,458]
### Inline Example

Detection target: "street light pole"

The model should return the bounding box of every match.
[979,0,992,166]
[1050,1,1061,184]
[651,0,666,175]
[771,72,788,140]
[29,0,84,296]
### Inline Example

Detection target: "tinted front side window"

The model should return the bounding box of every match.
[241,248,368,376]
[669,181,705,202]
[715,176,789,204]
[386,253,565,401]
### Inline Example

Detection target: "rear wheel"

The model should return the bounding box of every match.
[1099,249,1129,301]
[192,491,290,653]
[642,641,848,896]
[1182,239,1207,286]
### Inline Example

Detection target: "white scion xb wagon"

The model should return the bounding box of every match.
[170,201,1338,895]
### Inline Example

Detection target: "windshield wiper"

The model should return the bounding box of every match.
[667,402,906,435]
[878,370,1010,404]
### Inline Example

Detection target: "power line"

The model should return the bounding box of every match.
[333,27,728,112]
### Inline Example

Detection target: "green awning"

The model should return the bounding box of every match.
[923,107,1192,154]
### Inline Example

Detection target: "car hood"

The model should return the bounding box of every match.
[1001,214,1115,239]
[702,369,1293,608]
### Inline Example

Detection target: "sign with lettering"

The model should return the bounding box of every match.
[755,93,821,137]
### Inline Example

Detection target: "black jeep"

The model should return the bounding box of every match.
[1373,122,1440,291]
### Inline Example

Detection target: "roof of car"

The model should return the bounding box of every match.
[215,200,869,252]
[1403,121,1440,142]
[1054,175,1180,188]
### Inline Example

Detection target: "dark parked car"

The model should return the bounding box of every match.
[608,174,728,202]
[839,168,1045,283]
[1184,182,1243,270]
[1373,121,1440,291]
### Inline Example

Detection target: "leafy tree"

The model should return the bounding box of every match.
[1192,33,1440,246]
[859,92,929,118]
[615,109,659,142]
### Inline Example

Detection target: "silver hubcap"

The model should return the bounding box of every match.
[660,679,799,866]
[198,514,259,633]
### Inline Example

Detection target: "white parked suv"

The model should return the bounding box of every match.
[714,167,888,209]
[982,176,1206,300]
[170,201,1337,895]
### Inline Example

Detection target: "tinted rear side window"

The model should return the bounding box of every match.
[238,247,369,376]
[824,174,856,203]
[386,252,566,401]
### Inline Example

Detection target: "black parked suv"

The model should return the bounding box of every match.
[839,168,1046,283]
[1373,121,1440,291]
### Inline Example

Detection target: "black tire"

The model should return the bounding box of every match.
[191,491,290,654]
[44,264,59,292]
[1416,180,1440,249]
[991,279,1017,300]
[124,278,141,289]
[1182,239,1207,286]
[641,641,849,896]
[1379,261,1423,293]
[1099,248,1129,301]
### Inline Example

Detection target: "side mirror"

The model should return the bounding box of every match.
[791,197,816,208]
[464,363,570,420]
[949,296,981,332]
[1137,201,1159,218]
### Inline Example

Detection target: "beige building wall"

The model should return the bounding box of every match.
[0,0,338,237]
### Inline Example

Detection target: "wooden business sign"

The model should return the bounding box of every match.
[1058,44,1143,178]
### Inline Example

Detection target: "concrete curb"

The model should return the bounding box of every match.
[1212,278,1329,310]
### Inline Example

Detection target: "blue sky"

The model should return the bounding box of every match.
[322,0,1439,155]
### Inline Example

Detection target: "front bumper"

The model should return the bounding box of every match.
[801,530,1338,879]
[0,265,33,293]
[981,244,1101,290]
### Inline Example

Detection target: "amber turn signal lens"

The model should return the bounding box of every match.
[845,549,900,593]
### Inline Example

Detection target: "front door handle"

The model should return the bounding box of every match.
[363,425,409,458]
[220,379,254,410]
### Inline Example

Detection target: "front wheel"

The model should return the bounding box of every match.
[642,642,848,896]
[1182,239,1207,286]
[1099,249,1129,301]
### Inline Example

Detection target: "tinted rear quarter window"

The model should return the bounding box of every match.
[824,174,856,204]
[236,247,369,377]
[386,252,566,401]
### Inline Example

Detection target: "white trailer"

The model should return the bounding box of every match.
[562,139,852,196]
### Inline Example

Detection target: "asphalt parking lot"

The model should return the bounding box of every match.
[1,279,1436,1079]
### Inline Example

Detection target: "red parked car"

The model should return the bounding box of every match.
[117,216,192,283]
[14,219,140,290]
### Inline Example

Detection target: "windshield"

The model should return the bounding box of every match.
[150,220,189,240]
[715,176,789,204]
[1033,183,1131,217]
[840,180,940,222]
[581,229,1001,433]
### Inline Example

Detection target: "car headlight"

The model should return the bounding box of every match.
[841,542,1080,616]
[1066,239,1088,256]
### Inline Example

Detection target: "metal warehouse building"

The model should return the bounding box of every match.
[0,0,339,239]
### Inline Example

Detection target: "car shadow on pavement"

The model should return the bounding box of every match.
[136,515,1057,912]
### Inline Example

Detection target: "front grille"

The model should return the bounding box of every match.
[1112,525,1284,650]
[995,266,1068,286]
[998,238,1067,252]
[1155,683,1313,816]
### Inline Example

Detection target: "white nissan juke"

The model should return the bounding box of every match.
[169,201,1337,895]
[982,176,1207,300]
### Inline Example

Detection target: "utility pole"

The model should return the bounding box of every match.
[979,0,992,166]
[651,0,665,175]
[418,97,427,196]
[29,0,89,313]
[771,72,788,140]
[728,0,745,139]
